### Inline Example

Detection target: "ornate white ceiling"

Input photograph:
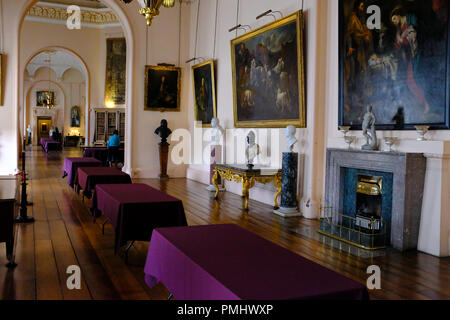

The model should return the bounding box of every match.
[26,50,86,81]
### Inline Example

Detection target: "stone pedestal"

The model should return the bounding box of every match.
[206,145,225,192]
[274,152,301,218]
[158,142,170,180]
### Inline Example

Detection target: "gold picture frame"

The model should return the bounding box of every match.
[231,11,306,128]
[144,65,181,112]
[105,38,126,106]
[192,60,217,128]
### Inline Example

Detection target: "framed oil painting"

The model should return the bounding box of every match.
[144,65,181,112]
[192,60,217,127]
[105,38,126,106]
[339,0,450,130]
[231,11,306,128]
[36,91,55,107]
[71,106,81,128]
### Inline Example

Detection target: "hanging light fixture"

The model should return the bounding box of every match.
[121,0,184,26]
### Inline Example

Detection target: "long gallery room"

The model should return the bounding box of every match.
[0,0,449,307]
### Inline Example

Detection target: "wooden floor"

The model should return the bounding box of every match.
[0,147,449,300]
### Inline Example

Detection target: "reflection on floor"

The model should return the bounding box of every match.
[0,146,449,300]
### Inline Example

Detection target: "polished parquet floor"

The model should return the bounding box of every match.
[0,147,449,300]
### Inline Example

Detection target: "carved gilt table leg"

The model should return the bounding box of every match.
[212,169,220,199]
[273,173,282,209]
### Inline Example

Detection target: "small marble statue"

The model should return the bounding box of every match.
[245,131,260,168]
[285,125,297,152]
[211,117,224,143]
[154,119,172,143]
[361,105,378,151]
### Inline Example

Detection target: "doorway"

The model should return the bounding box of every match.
[37,117,52,144]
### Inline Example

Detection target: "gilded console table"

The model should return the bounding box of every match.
[212,164,282,211]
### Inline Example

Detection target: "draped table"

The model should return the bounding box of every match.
[83,147,125,165]
[0,179,17,268]
[40,138,61,153]
[76,167,132,199]
[91,183,187,257]
[62,157,102,189]
[144,224,370,300]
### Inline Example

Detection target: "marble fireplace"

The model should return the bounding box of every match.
[324,148,427,252]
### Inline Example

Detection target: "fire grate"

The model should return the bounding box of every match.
[318,207,387,250]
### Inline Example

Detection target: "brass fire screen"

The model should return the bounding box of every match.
[318,207,387,250]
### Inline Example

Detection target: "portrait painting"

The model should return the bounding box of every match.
[231,11,306,128]
[192,60,217,127]
[36,91,55,107]
[339,0,450,129]
[71,106,81,128]
[105,38,126,105]
[144,65,181,112]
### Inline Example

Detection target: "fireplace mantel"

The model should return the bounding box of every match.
[325,148,427,252]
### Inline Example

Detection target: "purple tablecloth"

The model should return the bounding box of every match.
[91,183,187,252]
[83,147,125,164]
[62,157,102,189]
[144,224,370,300]
[40,137,52,146]
[77,167,132,198]
[43,140,61,153]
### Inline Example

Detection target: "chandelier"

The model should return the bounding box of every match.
[120,0,184,26]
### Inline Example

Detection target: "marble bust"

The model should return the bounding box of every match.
[211,117,224,144]
[154,119,172,143]
[245,131,260,168]
[361,105,378,150]
[285,125,297,152]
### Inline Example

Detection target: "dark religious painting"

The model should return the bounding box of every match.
[71,106,81,128]
[340,0,450,129]
[231,11,306,128]
[144,65,181,112]
[105,38,126,105]
[36,91,55,107]
[192,60,217,127]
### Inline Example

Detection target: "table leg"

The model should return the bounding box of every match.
[6,239,17,268]
[212,169,220,199]
[242,177,255,211]
[102,220,108,235]
[273,174,282,209]
[125,241,135,265]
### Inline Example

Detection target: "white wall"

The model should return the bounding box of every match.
[185,0,326,217]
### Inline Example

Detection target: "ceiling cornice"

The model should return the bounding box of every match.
[26,3,119,27]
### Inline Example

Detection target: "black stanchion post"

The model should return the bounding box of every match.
[16,138,34,224]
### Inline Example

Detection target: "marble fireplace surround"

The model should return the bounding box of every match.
[325,148,427,252]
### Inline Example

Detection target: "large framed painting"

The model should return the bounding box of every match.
[339,0,450,130]
[144,65,181,112]
[192,60,217,127]
[105,38,126,106]
[231,11,306,128]
[36,91,55,107]
[71,106,81,127]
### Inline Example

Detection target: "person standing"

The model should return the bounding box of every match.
[107,130,121,167]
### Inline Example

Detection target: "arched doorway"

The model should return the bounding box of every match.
[16,0,135,173]
[23,48,89,146]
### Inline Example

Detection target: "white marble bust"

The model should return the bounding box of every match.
[245,131,260,165]
[286,125,297,152]
[211,117,224,144]
[27,125,32,135]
